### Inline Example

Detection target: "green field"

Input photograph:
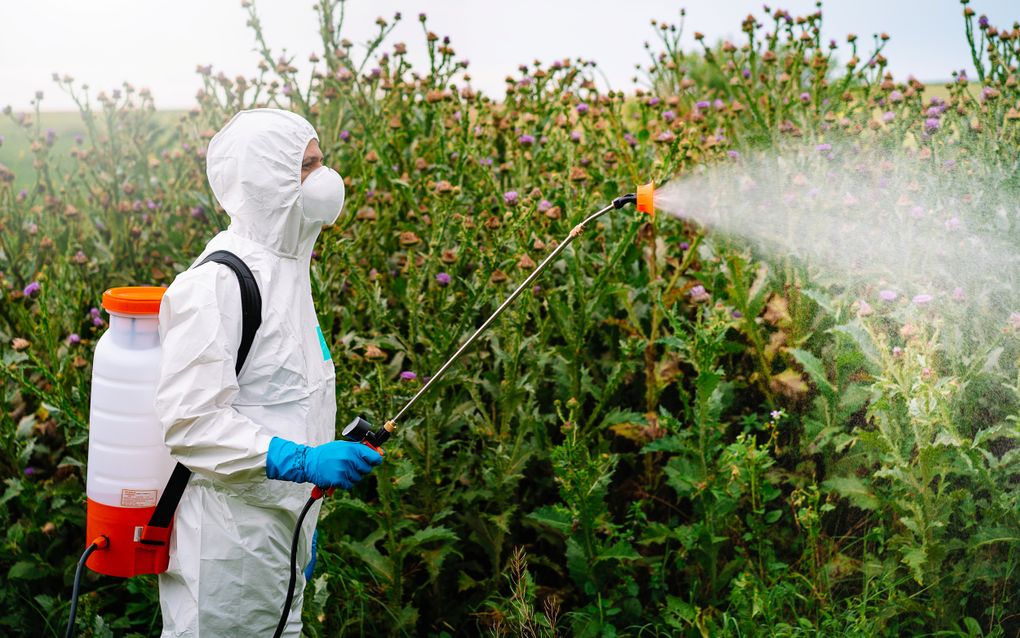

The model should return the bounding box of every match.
[0,110,185,191]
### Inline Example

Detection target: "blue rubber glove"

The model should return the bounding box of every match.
[304,529,318,581]
[266,437,382,489]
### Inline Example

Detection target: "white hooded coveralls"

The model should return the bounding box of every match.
[154,109,335,637]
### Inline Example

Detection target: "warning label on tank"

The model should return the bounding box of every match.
[121,489,158,507]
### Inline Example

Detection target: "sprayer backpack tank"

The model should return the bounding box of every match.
[84,285,174,576]
[82,251,261,578]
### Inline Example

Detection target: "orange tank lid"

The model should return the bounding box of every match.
[636,182,655,218]
[102,286,167,315]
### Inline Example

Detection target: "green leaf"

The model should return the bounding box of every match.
[596,540,640,563]
[565,536,590,588]
[902,546,927,585]
[339,540,393,584]
[8,561,43,580]
[982,347,1004,373]
[788,348,835,398]
[830,321,880,370]
[0,479,24,507]
[526,505,572,535]
[404,525,457,550]
[392,462,416,491]
[822,476,879,510]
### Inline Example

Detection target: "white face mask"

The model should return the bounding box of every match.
[300,166,345,225]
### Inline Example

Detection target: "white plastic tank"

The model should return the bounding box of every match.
[86,287,175,509]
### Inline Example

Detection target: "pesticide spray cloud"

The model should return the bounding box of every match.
[654,142,1020,346]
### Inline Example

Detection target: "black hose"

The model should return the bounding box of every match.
[273,495,316,638]
[65,540,102,638]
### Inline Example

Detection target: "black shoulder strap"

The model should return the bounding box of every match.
[198,251,263,376]
[141,251,262,543]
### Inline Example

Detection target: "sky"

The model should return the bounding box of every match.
[1,0,1017,112]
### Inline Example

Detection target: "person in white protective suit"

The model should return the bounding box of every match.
[154,108,382,637]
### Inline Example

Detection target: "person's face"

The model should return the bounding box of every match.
[301,139,324,184]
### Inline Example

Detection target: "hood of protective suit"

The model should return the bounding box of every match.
[206,108,325,259]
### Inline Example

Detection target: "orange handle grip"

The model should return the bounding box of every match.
[310,486,335,500]
[361,440,384,455]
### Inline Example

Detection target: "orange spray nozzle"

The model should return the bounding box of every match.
[636,182,655,218]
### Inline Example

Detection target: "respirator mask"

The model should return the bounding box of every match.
[300,166,345,225]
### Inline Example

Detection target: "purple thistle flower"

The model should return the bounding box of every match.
[646,97,660,106]
[436,272,451,286]
[879,289,897,302]
[662,110,675,122]
[93,316,105,327]
[731,310,743,318]
[688,285,710,302]
[146,199,157,210]
[889,90,903,103]
[570,131,581,142]
[339,130,351,142]
[17,189,28,201]
[537,199,552,212]
[680,241,690,251]
[742,68,751,78]
[399,370,417,381]
[576,102,589,115]
[518,134,535,146]
[67,333,81,346]
[912,293,933,305]
[952,287,965,301]
[979,15,989,28]
[945,216,961,231]
[816,143,832,152]
[23,281,41,298]
[727,150,740,159]
[799,92,811,103]
[623,133,637,147]
[883,111,895,123]
[713,99,725,110]
[924,118,940,132]
[911,205,925,219]
[695,100,710,110]
[926,106,941,118]
[24,467,36,476]
[503,191,519,206]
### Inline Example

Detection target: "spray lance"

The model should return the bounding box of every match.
[273,183,656,636]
